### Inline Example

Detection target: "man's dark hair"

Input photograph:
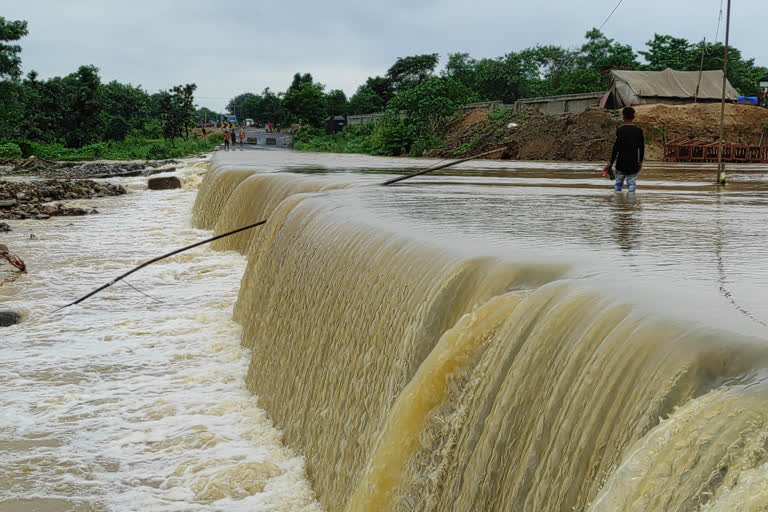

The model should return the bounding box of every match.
[622,106,636,120]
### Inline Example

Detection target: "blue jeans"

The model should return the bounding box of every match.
[615,172,638,192]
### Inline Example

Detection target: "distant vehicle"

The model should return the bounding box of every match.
[224,115,238,124]
[245,118,254,127]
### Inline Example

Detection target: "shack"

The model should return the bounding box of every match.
[608,68,739,108]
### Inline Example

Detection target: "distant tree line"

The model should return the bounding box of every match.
[229,29,767,131]
[0,16,214,160]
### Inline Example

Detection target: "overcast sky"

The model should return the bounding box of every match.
[4,0,766,111]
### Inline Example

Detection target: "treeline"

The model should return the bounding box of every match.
[233,29,767,157]
[230,29,768,125]
[0,17,218,160]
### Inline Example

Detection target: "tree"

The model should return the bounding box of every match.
[578,28,639,87]
[0,17,28,79]
[443,52,477,89]
[227,92,258,121]
[157,83,197,141]
[196,106,219,124]
[389,76,474,136]
[64,65,104,147]
[282,81,326,126]
[102,81,151,132]
[0,17,28,140]
[348,76,393,114]
[386,53,439,93]
[326,89,348,116]
[639,34,694,71]
[257,88,285,125]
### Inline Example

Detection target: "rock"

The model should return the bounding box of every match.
[0,222,10,232]
[36,214,51,220]
[148,176,181,190]
[0,311,20,327]
[0,199,17,208]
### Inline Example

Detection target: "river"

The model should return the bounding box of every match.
[2,150,768,511]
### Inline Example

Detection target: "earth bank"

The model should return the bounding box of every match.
[427,103,768,161]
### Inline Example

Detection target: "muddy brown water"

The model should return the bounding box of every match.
[2,150,768,511]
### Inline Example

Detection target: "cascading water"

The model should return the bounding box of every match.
[193,162,768,512]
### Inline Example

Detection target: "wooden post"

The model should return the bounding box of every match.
[716,0,731,185]
[694,37,706,103]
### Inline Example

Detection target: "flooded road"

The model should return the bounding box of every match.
[2,150,768,511]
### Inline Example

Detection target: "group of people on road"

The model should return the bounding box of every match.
[223,128,245,151]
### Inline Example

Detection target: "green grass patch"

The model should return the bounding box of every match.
[23,134,222,161]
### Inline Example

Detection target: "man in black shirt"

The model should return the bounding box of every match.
[604,107,645,192]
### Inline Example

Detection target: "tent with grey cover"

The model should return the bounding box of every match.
[607,68,739,107]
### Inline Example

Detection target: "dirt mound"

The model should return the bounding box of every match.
[429,103,768,162]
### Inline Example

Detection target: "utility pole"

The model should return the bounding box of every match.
[716,0,731,186]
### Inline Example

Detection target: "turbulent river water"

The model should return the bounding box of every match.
[3,150,768,511]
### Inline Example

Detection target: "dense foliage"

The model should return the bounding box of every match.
[286,29,766,157]
[0,17,216,161]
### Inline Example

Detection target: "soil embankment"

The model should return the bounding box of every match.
[428,103,768,161]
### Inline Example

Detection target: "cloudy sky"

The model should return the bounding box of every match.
[4,0,766,111]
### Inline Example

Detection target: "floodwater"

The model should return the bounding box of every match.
[3,149,768,511]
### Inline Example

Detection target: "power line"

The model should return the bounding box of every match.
[598,0,626,32]
[715,0,724,42]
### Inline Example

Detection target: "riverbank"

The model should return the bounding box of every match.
[293,103,768,161]
[427,102,768,161]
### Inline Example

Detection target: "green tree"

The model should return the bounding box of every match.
[282,81,326,126]
[389,76,474,139]
[257,88,285,125]
[348,76,393,114]
[64,65,104,147]
[326,89,348,116]
[157,83,197,141]
[639,34,695,71]
[386,53,439,93]
[196,106,219,124]
[102,81,151,132]
[0,17,28,140]
[0,17,28,79]
[578,28,639,85]
[443,52,477,89]
[227,92,258,121]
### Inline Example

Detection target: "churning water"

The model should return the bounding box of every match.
[3,150,768,511]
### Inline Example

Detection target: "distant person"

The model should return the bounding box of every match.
[604,107,645,192]
[230,128,237,149]
[268,122,273,133]
[223,130,230,151]
[239,128,245,150]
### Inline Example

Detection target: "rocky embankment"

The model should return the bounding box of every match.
[0,157,179,179]
[0,180,126,220]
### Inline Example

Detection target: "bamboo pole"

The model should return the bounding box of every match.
[381,147,506,186]
[716,0,731,185]
[52,220,266,312]
[694,37,706,103]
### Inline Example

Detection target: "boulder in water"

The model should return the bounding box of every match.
[148,176,181,190]
[0,311,19,327]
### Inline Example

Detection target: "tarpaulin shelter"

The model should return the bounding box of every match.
[608,68,739,107]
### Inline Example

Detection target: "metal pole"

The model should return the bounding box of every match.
[716,0,731,185]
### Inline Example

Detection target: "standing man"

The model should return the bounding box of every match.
[239,128,245,150]
[604,107,645,192]
[223,130,230,151]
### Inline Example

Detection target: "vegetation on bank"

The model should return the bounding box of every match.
[0,17,214,162]
[0,133,224,161]
[283,31,766,158]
